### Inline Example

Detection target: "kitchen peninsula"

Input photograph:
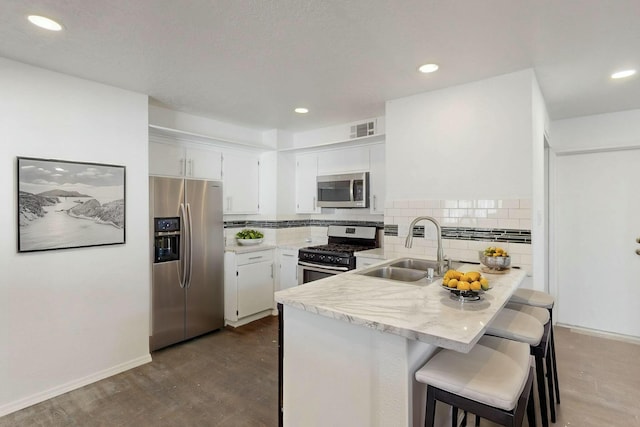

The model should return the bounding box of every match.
[274,260,526,427]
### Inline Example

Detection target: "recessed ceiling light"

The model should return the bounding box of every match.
[418,63,439,74]
[611,69,636,79]
[294,107,309,114]
[27,15,63,31]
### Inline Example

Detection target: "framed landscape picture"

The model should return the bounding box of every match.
[17,157,126,252]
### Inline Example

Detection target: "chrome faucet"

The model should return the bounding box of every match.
[405,216,448,274]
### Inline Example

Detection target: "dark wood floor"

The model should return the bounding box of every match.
[2,316,639,427]
[0,316,279,427]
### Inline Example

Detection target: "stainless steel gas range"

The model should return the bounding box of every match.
[297,225,379,284]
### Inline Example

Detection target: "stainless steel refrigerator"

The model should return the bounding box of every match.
[149,177,224,351]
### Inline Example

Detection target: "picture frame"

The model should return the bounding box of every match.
[17,157,126,252]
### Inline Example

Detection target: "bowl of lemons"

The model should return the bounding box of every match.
[479,246,511,270]
[442,269,490,301]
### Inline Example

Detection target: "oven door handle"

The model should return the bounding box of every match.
[298,261,350,272]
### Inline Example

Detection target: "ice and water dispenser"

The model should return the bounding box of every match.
[153,217,180,263]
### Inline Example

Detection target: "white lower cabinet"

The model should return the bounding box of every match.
[356,255,383,269]
[224,249,275,327]
[278,248,299,290]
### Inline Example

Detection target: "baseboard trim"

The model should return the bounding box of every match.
[0,354,152,417]
[557,323,640,345]
[225,309,273,328]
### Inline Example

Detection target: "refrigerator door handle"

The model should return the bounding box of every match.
[179,203,189,288]
[186,202,194,288]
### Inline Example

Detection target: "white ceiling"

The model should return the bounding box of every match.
[2,0,639,132]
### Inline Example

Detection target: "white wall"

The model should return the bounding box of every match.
[0,58,150,415]
[548,109,640,327]
[551,109,640,151]
[530,74,550,291]
[385,70,535,200]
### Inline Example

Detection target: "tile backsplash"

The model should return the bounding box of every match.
[221,198,533,274]
[385,199,532,273]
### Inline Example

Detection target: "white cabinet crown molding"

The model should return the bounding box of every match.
[149,124,272,152]
[278,133,385,153]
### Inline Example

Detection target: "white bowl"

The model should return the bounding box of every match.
[237,238,263,246]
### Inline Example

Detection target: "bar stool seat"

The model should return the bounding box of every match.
[510,288,554,309]
[510,288,561,413]
[486,307,555,427]
[505,302,550,325]
[415,337,536,427]
[486,308,543,347]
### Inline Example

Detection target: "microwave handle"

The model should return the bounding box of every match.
[350,179,355,202]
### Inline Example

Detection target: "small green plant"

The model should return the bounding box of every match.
[235,229,264,239]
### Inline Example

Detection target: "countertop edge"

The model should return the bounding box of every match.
[275,262,527,352]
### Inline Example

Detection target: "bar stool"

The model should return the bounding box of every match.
[486,307,555,427]
[415,336,536,427]
[510,289,560,408]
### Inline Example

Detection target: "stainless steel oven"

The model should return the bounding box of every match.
[316,172,369,208]
[297,225,378,285]
[297,261,350,285]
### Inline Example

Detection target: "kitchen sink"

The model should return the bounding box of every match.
[358,266,428,282]
[389,258,441,272]
[355,258,460,283]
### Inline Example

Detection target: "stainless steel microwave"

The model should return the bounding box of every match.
[316,172,369,208]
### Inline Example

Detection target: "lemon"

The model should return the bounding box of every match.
[457,282,470,291]
[467,271,481,282]
[443,277,450,285]
[448,279,459,288]
[480,277,490,290]
[470,281,481,290]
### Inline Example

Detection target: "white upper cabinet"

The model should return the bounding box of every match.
[222,151,260,214]
[186,146,222,180]
[369,144,385,214]
[149,141,222,180]
[317,146,370,175]
[295,153,320,214]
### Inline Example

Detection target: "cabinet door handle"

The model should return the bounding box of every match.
[313,196,317,210]
[180,158,185,176]
[282,254,294,257]
[188,159,193,176]
[248,256,263,260]
[373,195,377,210]
[271,263,274,278]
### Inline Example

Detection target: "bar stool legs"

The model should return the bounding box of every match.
[416,337,536,427]
[549,311,560,405]
[424,371,536,427]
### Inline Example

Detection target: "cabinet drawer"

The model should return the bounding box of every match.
[236,250,274,266]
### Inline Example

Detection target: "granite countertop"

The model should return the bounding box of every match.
[353,247,386,259]
[274,260,526,352]
[225,244,277,254]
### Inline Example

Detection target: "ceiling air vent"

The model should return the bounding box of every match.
[349,121,376,139]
